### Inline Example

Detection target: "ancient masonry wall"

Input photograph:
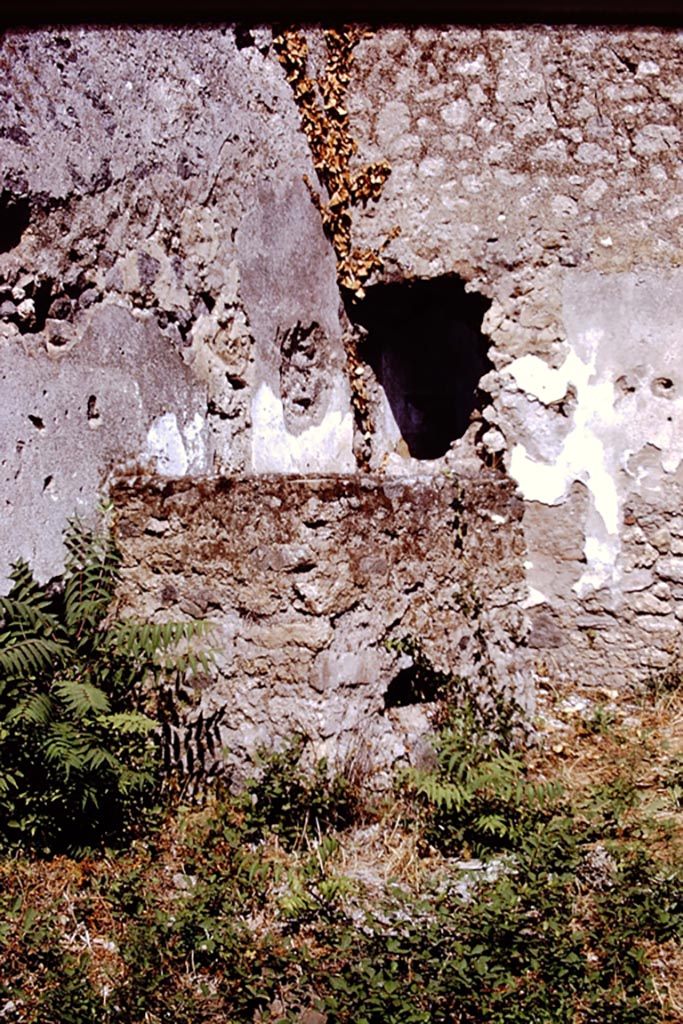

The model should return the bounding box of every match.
[2,24,683,766]
[111,474,527,772]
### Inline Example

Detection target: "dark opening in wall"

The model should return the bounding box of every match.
[384,637,452,709]
[384,665,442,708]
[0,192,30,253]
[351,276,492,459]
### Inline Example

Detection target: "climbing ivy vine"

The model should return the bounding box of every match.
[273,25,399,300]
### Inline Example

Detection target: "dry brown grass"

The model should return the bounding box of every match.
[529,676,683,850]
[645,938,683,1022]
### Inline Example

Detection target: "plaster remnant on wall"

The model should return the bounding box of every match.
[506,341,620,593]
[145,412,206,477]
[0,303,210,587]
[500,270,683,598]
[523,585,550,608]
[250,381,355,474]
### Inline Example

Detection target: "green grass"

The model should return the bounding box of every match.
[1,684,683,1024]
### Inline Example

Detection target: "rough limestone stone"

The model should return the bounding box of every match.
[111,473,529,776]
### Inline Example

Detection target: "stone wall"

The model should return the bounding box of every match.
[111,473,527,774]
[340,26,683,688]
[3,24,683,767]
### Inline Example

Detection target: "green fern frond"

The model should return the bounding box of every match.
[116,765,156,794]
[475,813,509,837]
[4,560,52,609]
[0,772,17,796]
[0,516,213,855]
[0,634,64,679]
[0,561,57,641]
[407,771,466,812]
[108,621,155,660]
[0,597,58,635]
[63,518,118,571]
[63,520,121,632]
[53,679,111,718]
[6,692,53,726]
[81,746,119,771]
[108,619,213,671]
[42,722,89,775]
[171,648,214,676]
[105,711,158,734]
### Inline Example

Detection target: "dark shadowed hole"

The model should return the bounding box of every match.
[384,665,444,708]
[0,193,30,253]
[17,278,54,335]
[350,276,492,459]
[198,290,215,312]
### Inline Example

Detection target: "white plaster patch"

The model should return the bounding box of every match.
[507,348,587,406]
[581,537,617,591]
[146,413,188,475]
[509,447,570,504]
[145,412,206,476]
[505,339,620,590]
[251,382,355,474]
[505,271,683,594]
[374,386,404,454]
[183,412,205,469]
[522,586,549,608]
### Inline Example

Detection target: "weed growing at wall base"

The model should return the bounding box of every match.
[401,694,564,857]
[0,517,210,856]
[240,733,363,849]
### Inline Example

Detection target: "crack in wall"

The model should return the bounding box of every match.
[274,26,400,469]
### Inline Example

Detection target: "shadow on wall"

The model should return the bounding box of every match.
[350,276,492,459]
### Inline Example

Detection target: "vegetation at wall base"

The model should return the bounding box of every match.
[0,516,210,858]
[1,672,682,1023]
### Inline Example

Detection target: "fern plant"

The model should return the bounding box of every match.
[402,695,561,857]
[0,517,210,855]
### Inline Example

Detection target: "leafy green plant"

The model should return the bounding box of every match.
[645,655,683,701]
[0,516,210,855]
[276,833,354,926]
[1,724,682,1024]
[582,702,617,736]
[665,753,683,810]
[402,692,561,857]
[241,734,362,849]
